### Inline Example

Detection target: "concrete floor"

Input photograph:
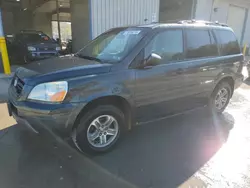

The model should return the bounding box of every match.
[0,79,250,188]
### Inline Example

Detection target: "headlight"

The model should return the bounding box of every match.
[56,47,61,51]
[27,46,36,51]
[28,81,68,102]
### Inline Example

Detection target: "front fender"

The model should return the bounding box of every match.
[66,70,136,108]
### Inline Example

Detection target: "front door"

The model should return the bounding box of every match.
[134,29,191,122]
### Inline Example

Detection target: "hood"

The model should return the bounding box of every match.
[16,55,112,85]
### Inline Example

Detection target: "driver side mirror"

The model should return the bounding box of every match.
[142,53,162,68]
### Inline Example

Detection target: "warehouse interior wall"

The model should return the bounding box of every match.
[70,0,90,52]
[1,9,52,36]
[159,0,194,22]
[1,10,15,35]
[13,10,33,32]
[33,12,53,37]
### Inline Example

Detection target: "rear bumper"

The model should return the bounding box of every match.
[8,100,85,138]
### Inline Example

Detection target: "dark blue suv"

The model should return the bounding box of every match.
[10,30,60,64]
[8,21,244,153]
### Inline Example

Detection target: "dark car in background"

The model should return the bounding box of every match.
[8,30,61,64]
[8,20,244,154]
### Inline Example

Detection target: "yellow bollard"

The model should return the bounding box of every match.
[0,37,11,74]
[243,44,247,56]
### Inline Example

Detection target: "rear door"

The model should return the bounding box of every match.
[134,29,191,122]
[213,29,243,79]
[182,28,221,106]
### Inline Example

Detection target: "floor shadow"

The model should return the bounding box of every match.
[0,108,235,188]
[92,108,235,188]
[0,77,12,103]
[0,124,137,188]
[244,77,250,85]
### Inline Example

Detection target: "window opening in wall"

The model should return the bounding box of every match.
[52,21,72,49]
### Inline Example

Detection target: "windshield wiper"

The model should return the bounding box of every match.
[75,54,103,63]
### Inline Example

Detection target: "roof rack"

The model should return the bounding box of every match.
[178,20,228,27]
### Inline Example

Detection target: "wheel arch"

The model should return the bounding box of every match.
[214,76,235,97]
[72,95,134,132]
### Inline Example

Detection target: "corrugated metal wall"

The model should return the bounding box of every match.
[91,0,160,38]
[195,0,213,21]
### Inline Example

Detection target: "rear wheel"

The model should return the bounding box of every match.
[72,105,125,153]
[209,82,232,114]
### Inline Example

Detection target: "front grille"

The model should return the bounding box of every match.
[13,76,24,95]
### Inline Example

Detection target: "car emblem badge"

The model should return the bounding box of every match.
[14,78,18,87]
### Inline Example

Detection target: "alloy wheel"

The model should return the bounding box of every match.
[214,88,229,110]
[87,115,119,148]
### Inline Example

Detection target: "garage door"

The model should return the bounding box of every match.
[227,5,246,43]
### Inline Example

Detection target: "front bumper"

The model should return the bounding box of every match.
[8,100,85,137]
[28,51,59,61]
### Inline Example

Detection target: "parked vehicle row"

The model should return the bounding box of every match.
[8,20,244,153]
[7,30,61,64]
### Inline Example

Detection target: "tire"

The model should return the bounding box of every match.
[209,81,232,114]
[72,105,125,154]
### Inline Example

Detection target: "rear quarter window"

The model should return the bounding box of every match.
[214,29,241,56]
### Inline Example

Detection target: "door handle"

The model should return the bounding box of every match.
[176,68,184,74]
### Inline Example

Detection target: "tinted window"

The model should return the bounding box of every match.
[186,29,218,59]
[145,29,184,63]
[214,30,241,56]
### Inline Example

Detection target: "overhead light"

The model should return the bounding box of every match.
[23,8,27,11]
[59,4,63,7]
[16,0,20,1]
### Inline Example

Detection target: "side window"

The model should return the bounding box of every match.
[145,29,184,64]
[186,29,218,59]
[214,30,241,56]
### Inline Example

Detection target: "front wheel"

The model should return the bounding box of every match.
[209,82,232,114]
[72,105,125,154]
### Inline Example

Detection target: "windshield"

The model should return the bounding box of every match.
[18,33,53,43]
[76,28,147,63]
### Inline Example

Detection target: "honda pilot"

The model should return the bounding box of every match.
[8,20,244,153]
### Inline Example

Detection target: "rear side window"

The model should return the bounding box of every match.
[214,30,241,56]
[186,29,218,59]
